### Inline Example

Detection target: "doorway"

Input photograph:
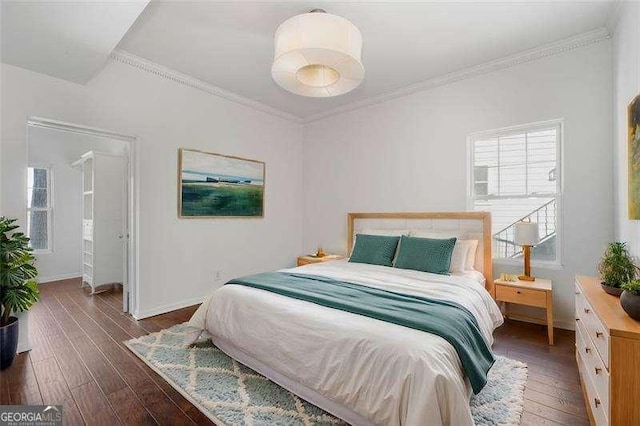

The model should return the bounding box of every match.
[26,118,137,313]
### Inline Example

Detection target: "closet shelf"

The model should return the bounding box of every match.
[77,151,126,295]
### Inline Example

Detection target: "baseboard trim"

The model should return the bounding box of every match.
[506,314,575,331]
[555,319,576,331]
[17,341,32,354]
[132,296,205,320]
[38,272,82,284]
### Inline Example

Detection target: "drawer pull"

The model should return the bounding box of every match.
[595,367,602,375]
[584,308,591,314]
[575,318,580,321]
[585,347,591,354]
[595,331,603,338]
[516,290,521,294]
[595,398,601,408]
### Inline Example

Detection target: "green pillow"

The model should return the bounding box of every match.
[394,235,456,275]
[349,234,400,267]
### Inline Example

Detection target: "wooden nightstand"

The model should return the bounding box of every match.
[494,278,554,345]
[297,254,344,266]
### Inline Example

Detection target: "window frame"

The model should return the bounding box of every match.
[26,165,53,254]
[466,119,564,268]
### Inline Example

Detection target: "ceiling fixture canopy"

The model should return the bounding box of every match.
[271,9,364,98]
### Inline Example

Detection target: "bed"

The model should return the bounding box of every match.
[187,212,503,426]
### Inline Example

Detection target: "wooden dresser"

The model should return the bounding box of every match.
[575,275,640,425]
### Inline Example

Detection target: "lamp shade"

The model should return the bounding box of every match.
[514,221,540,246]
[271,11,364,97]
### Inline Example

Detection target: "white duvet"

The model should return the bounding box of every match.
[188,260,503,426]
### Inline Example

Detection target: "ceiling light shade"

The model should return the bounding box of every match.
[271,10,364,98]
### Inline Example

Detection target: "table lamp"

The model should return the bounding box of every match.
[514,220,540,281]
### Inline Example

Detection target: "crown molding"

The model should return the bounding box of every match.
[110,49,303,123]
[111,27,610,126]
[605,0,624,35]
[28,116,136,142]
[303,27,611,123]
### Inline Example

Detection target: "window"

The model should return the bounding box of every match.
[469,121,561,264]
[27,167,52,251]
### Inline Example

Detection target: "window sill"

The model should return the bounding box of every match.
[33,249,52,255]
[493,258,564,271]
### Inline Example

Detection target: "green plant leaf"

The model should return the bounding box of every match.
[622,279,640,295]
[598,242,637,288]
[1,216,40,324]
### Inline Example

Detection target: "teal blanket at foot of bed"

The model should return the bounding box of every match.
[226,272,495,394]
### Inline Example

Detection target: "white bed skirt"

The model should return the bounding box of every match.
[212,335,374,426]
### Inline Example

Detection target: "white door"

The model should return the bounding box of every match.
[121,158,129,312]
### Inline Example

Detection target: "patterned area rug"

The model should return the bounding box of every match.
[125,323,527,425]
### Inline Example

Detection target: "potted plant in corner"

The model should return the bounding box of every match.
[0,217,39,370]
[598,242,638,297]
[621,280,640,321]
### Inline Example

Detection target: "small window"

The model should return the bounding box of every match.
[27,167,52,251]
[469,121,562,264]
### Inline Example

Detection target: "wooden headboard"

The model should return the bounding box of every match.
[347,212,494,296]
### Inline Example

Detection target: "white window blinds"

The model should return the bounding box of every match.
[470,121,561,263]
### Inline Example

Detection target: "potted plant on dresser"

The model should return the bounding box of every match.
[598,241,637,296]
[0,217,39,370]
[621,280,640,321]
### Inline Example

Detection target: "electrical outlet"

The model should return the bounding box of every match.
[214,270,223,282]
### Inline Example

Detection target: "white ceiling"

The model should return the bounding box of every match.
[0,1,616,119]
[117,1,616,119]
[1,1,149,84]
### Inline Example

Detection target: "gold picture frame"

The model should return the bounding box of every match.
[178,148,265,218]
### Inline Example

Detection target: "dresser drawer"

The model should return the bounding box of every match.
[577,348,609,425]
[575,282,610,367]
[576,315,609,415]
[495,285,546,308]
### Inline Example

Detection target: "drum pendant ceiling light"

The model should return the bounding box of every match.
[271,9,364,98]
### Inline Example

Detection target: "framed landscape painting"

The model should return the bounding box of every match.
[178,148,265,218]
[629,94,640,219]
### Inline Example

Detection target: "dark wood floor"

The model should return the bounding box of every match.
[0,278,588,425]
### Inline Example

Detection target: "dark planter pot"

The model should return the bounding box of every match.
[0,316,19,370]
[601,282,624,297]
[621,291,640,321]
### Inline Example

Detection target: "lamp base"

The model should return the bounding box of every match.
[519,245,535,282]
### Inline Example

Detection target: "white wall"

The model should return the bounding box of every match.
[613,2,640,253]
[303,41,613,329]
[1,60,303,318]
[28,126,128,283]
[1,23,619,333]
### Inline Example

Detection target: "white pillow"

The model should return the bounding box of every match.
[449,241,471,272]
[447,240,485,273]
[464,239,479,271]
